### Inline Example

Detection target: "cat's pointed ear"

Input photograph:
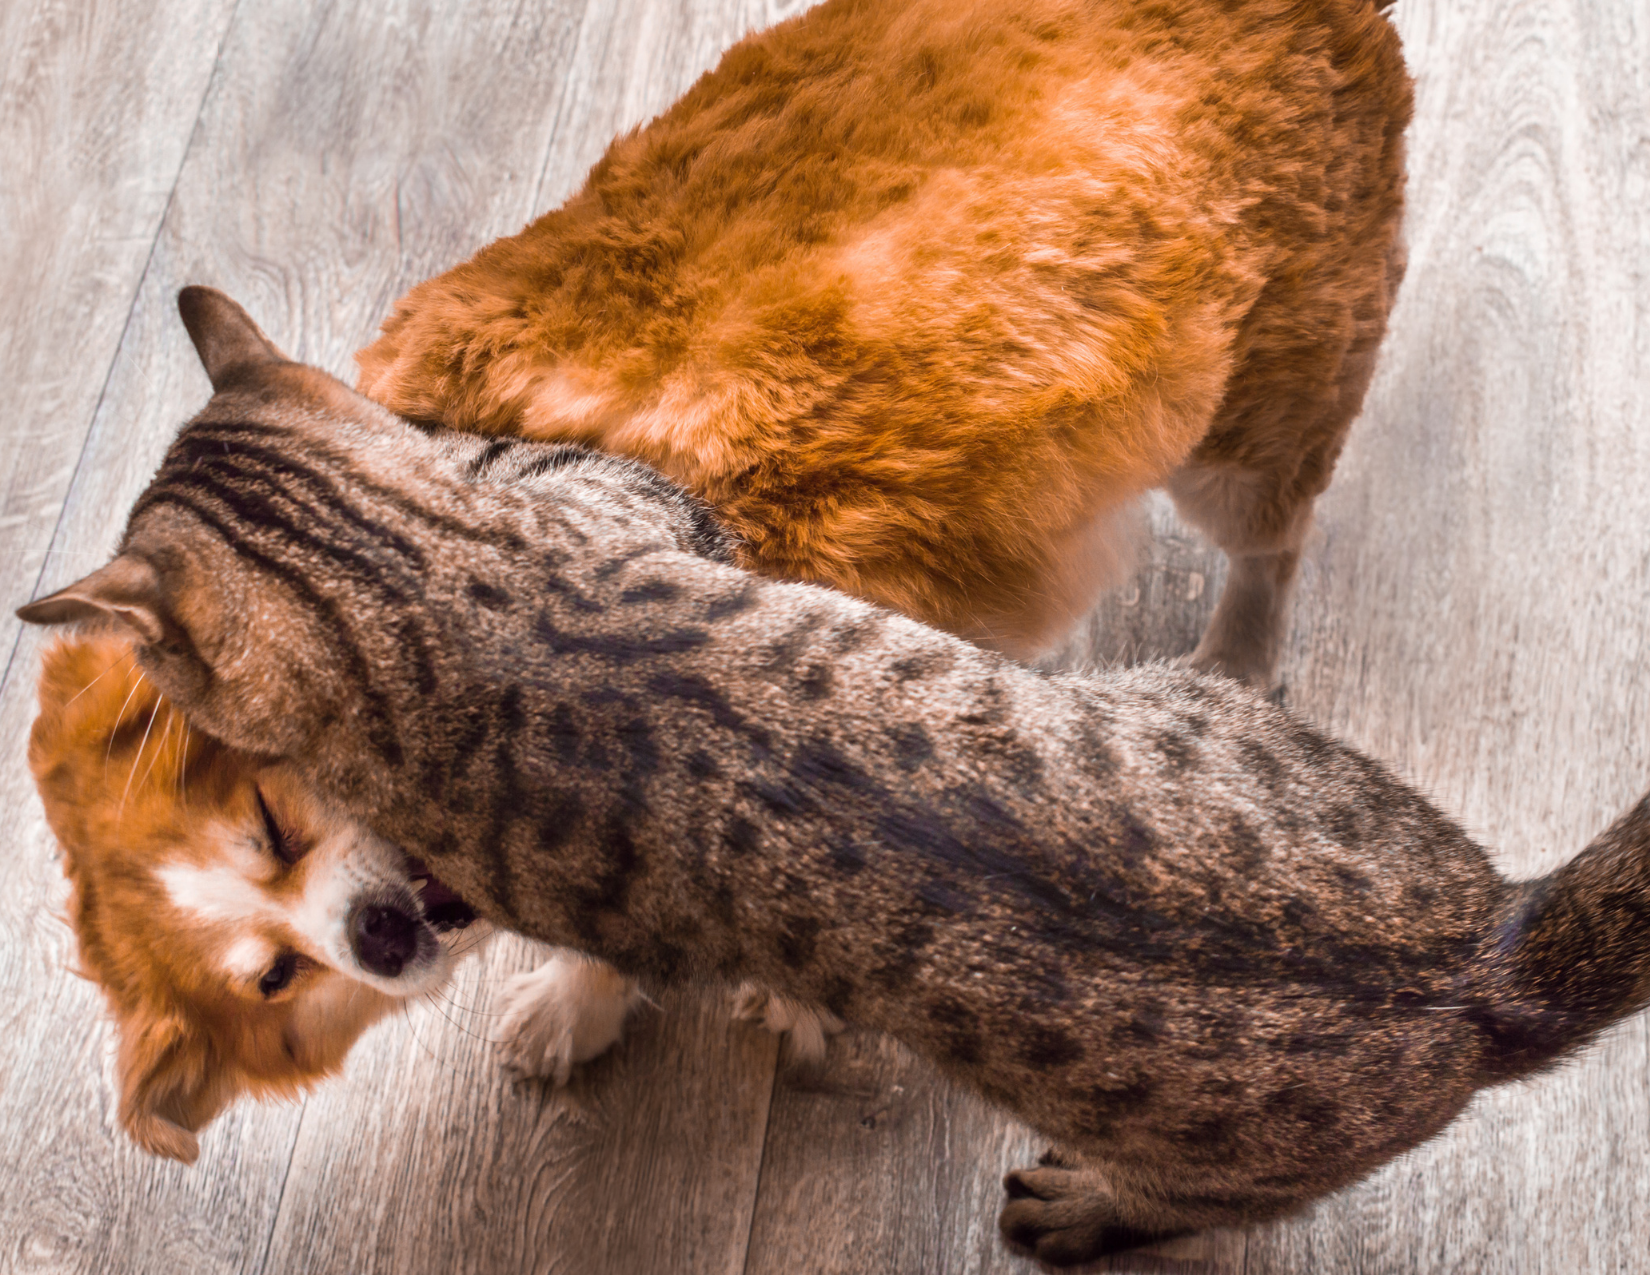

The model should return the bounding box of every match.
[177,286,289,391]
[15,555,170,644]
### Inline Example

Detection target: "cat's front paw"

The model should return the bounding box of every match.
[732,983,844,1063]
[496,951,647,1085]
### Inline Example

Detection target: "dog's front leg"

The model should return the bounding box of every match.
[496,950,648,1085]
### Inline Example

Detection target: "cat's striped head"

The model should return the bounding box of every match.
[16,287,729,798]
[16,287,458,792]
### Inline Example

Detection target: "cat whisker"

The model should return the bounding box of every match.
[118,697,165,818]
[177,722,191,807]
[396,998,474,1081]
[64,648,138,709]
[420,990,497,1043]
[104,671,147,775]
[134,712,173,795]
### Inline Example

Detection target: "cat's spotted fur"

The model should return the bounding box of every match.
[22,293,1650,1264]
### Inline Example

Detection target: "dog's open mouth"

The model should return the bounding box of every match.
[406,858,478,932]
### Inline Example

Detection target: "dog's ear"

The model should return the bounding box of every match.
[176,286,289,391]
[116,1012,231,1164]
[16,556,172,645]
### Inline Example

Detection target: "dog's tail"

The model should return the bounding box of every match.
[1468,792,1650,1082]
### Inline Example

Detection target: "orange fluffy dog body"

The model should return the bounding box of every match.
[32,0,1410,1160]
[360,0,1410,673]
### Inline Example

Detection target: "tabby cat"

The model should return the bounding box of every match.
[22,293,1650,1264]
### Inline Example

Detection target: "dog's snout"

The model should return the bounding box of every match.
[348,903,421,978]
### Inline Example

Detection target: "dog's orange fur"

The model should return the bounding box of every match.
[32,0,1411,1160]
[31,637,397,1161]
[359,0,1409,657]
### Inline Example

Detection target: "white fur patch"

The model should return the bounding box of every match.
[222,934,274,981]
[156,859,273,926]
[495,951,646,1085]
[156,809,454,996]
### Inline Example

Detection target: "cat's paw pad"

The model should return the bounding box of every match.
[732,983,843,1063]
[495,952,646,1085]
[1000,1167,1177,1266]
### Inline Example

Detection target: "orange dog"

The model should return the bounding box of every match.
[31,0,1410,1161]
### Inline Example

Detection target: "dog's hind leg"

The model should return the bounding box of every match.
[1168,225,1406,691]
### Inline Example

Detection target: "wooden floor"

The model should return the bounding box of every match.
[2,0,1647,1270]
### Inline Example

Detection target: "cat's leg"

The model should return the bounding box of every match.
[496,949,648,1084]
[1001,1148,1290,1265]
[732,983,845,1063]
[1164,453,1308,689]
[999,1155,1191,1265]
[1167,209,1406,689]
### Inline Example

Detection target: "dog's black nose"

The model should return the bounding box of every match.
[348,903,420,978]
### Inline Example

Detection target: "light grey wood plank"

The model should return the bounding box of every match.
[0,4,301,1272]
[531,0,814,212]
[744,1031,1042,1275]
[1245,0,1650,1270]
[0,0,236,686]
[259,942,781,1275]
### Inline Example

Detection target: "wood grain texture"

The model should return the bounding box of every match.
[0,0,235,689]
[1245,1,1650,1271]
[2,0,1649,1270]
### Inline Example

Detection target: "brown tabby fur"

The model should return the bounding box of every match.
[22,294,1650,1264]
[356,0,1412,678]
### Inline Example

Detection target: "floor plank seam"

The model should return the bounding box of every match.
[737,1054,786,1275]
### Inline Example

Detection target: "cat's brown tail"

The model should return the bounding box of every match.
[1467,793,1650,1082]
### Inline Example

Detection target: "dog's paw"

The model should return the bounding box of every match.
[1000,1165,1181,1266]
[732,983,844,1063]
[495,951,646,1085]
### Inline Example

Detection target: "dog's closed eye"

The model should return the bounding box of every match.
[254,788,306,866]
[259,952,300,997]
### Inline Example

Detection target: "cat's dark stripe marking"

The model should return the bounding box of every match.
[704,580,761,621]
[142,462,442,699]
[620,579,681,605]
[532,611,711,663]
[174,419,538,555]
[465,438,517,478]
[760,612,826,671]
[129,490,403,766]
[646,670,770,742]
[476,683,527,923]
[542,572,604,614]
[157,432,431,569]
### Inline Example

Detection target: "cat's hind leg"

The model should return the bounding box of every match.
[496,949,648,1084]
[999,1157,1191,1266]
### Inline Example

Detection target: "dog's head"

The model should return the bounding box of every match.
[29,636,480,1162]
